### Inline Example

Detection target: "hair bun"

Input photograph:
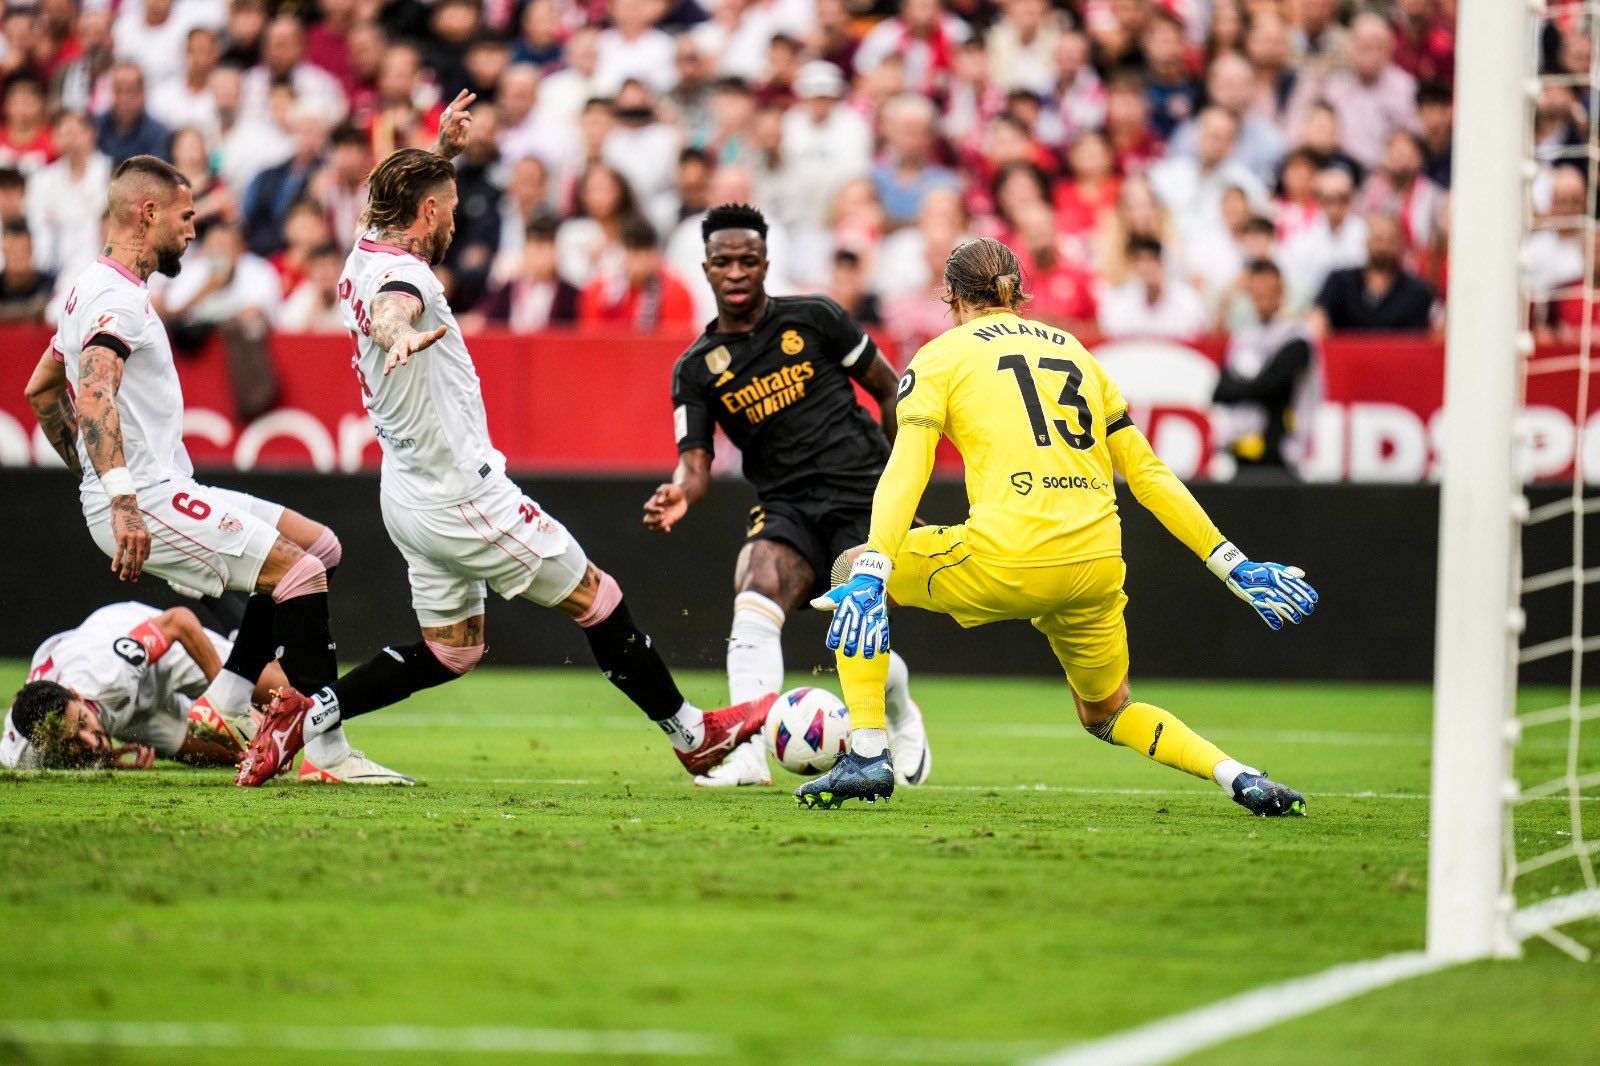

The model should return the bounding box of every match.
[994,273,1018,304]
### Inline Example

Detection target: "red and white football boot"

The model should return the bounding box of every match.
[236,687,313,787]
[675,693,777,777]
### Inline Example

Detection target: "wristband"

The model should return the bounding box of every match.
[98,466,136,499]
[851,550,893,582]
[1206,541,1245,580]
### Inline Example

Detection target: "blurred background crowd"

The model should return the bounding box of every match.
[0,0,1587,368]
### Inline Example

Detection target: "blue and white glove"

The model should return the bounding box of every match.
[810,550,892,658]
[1207,541,1318,631]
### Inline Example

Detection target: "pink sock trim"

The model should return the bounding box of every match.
[272,554,328,602]
[574,571,623,628]
[425,639,485,675]
[308,527,343,570]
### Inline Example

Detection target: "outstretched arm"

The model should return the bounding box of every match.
[372,289,448,375]
[24,348,80,476]
[76,344,150,581]
[644,448,712,532]
[857,352,901,445]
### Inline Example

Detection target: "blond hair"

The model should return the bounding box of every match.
[942,237,1029,312]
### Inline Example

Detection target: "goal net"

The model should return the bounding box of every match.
[1430,0,1600,962]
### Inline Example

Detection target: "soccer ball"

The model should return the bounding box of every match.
[764,687,850,776]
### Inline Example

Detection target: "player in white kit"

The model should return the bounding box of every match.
[21,155,409,785]
[237,93,774,785]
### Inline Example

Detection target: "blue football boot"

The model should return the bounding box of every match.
[795,750,896,808]
[1231,771,1306,817]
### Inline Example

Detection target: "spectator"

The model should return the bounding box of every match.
[1357,131,1443,261]
[1296,101,1363,183]
[211,61,294,195]
[514,0,565,70]
[557,162,641,288]
[758,34,805,107]
[149,26,223,136]
[828,248,881,327]
[1104,69,1164,176]
[872,94,960,229]
[1282,165,1369,309]
[812,0,860,74]
[493,155,557,285]
[876,185,972,302]
[97,63,170,165]
[1246,11,1298,129]
[344,20,389,123]
[1098,235,1208,340]
[1273,148,1321,247]
[1055,130,1120,244]
[986,0,1066,97]
[1290,12,1420,173]
[579,217,694,329]
[169,126,234,238]
[305,0,358,88]
[1037,31,1106,150]
[669,34,715,142]
[152,222,282,418]
[307,124,371,251]
[274,242,345,332]
[474,217,581,331]
[25,112,109,278]
[0,77,56,175]
[1011,201,1097,330]
[1142,13,1201,139]
[1292,0,1348,83]
[606,80,681,220]
[221,0,269,69]
[113,0,206,94]
[1095,173,1180,288]
[241,107,329,258]
[855,0,971,97]
[242,16,348,126]
[1525,166,1587,309]
[464,36,512,105]
[1212,259,1314,474]
[779,62,871,231]
[538,27,604,127]
[1390,0,1454,89]
[443,107,506,309]
[1151,107,1267,237]
[0,168,26,227]
[597,0,677,95]
[1417,84,1452,188]
[0,222,54,322]
[269,199,334,297]
[498,65,577,172]
[421,0,480,99]
[369,44,441,162]
[1167,52,1286,183]
[1310,214,1434,335]
[56,10,116,116]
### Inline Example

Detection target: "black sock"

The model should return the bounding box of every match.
[199,590,250,634]
[272,592,337,693]
[325,641,459,722]
[221,593,277,683]
[579,598,685,721]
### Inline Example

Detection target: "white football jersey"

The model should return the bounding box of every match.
[28,602,223,757]
[52,256,193,494]
[340,233,506,508]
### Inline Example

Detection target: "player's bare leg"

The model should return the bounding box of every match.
[552,562,775,777]
[1072,674,1305,817]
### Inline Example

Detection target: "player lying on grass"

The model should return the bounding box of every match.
[645,202,930,787]
[22,153,406,784]
[801,237,1317,815]
[234,92,773,786]
[2,601,410,782]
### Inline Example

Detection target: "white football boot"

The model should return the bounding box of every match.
[298,749,417,785]
[887,696,932,786]
[693,735,772,787]
[186,695,258,753]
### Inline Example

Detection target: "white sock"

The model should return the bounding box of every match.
[304,725,353,765]
[305,687,342,738]
[658,701,704,752]
[884,651,912,726]
[728,591,785,703]
[198,669,254,714]
[1212,758,1258,792]
[850,727,888,758]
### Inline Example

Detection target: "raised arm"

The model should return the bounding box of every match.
[372,288,448,375]
[857,351,901,445]
[76,344,150,581]
[644,447,712,533]
[1108,420,1318,630]
[431,89,476,161]
[24,348,80,476]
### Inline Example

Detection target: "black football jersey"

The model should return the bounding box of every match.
[671,295,889,500]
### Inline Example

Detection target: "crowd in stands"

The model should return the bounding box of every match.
[0,0,1583,372]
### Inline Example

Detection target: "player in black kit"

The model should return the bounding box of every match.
[644,203,931,787]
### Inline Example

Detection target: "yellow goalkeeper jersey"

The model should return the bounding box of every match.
[872,311,1221,568]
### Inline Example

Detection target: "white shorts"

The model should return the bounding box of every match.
[379,476,588,627]
[82,480,285,598]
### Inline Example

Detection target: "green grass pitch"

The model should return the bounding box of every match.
[2,664,1595,1064]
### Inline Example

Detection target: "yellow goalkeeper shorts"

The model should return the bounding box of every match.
[886,523,1130,703]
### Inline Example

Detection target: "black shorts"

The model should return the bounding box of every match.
[746,495,872,595]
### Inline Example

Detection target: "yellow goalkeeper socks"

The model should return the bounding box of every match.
[837,649,890,733]
[1105,702,1228,782]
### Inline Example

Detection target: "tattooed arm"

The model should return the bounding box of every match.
[76,344,151,581]
[431,89,476,161]
[373,289,449,375]
[23,348,81,476]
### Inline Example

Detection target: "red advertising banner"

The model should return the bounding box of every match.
[2,326,1595,482]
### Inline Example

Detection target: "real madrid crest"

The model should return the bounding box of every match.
[704,345,732,374]
[781,329,804,355]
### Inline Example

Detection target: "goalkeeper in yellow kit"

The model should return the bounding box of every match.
[799,238,1316,816]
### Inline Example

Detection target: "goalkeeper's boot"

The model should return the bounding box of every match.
[1231,771,1306,817]
[676,694,778,777]
[236,687,312,787]
[300,748,417,785]
[795,750,895,809]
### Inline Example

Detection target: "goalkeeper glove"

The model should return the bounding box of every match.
[810,551,891,658]
[1207,541,1318,631]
